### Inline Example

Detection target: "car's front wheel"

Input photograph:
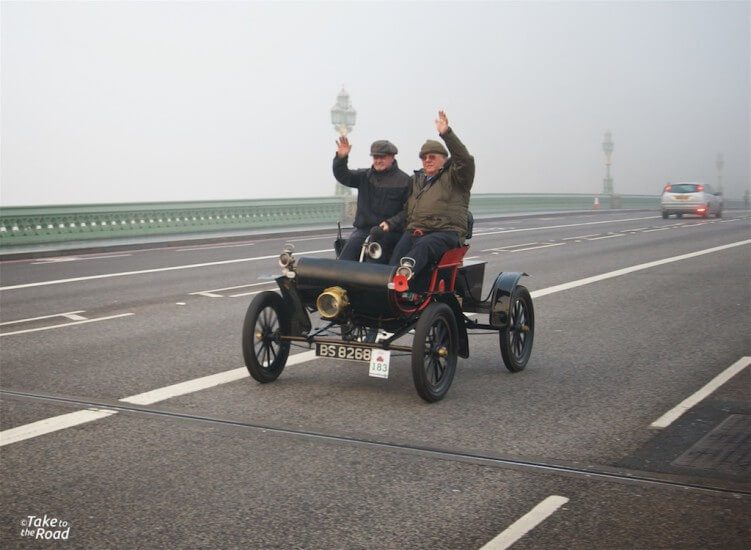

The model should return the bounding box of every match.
[242,291,291,383]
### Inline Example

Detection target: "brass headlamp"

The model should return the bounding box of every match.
[316,286,349,319]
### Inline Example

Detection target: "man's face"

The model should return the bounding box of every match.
[421,153,447,177]
[372,154,396,172]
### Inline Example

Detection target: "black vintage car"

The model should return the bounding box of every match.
[242,226,534,402]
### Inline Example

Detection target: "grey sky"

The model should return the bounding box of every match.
[1,0,748,206]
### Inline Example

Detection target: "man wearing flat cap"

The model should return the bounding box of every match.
[333,136,410,262]
[380,111,475,284]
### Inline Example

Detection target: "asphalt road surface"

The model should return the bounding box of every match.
[1,210,749,549]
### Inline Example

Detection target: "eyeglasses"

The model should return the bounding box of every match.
[420,154,442,161]
[372,155,388,159]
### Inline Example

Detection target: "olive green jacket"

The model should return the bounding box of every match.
[394,127,475,240]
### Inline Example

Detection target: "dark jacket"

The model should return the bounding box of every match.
[394,128,475,239]
[332,157,410,229]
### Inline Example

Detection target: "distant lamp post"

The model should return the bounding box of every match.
[715,153,724,194]
[331,87,357,199]
[602,130,614,196]
[330,87,356,136]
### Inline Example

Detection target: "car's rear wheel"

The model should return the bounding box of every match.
[661,210,669,219]
[499,285,535,372]
[676,212,683,219]
[411,302,457,402]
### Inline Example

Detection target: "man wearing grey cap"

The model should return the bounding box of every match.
[380,111,475,285]
[333,136,410,262]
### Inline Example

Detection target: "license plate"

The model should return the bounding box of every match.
[316,342,372,362]
[675,195,689,200]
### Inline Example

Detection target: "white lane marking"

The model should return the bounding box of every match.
[0,313,134,337]
[643,227,671,232]
[190,281,275,298]
[509,243,566,252]
[0,409,117,447]
[563,233,601,240]
[287,234,338,243]
[480,495,569,550]
[0,311,87,326]
[30,253,132,265]
[481,242,539,252]
[0,248,334,291]
[30,253,133,264]
[62,312,88,321]
[587,233,625,241]
[174,242,256,251]
[475,215,658,237]
[229,290,266,298]
[120,350,318,405]
[650,357,751,429]
[530,239,751,299]
[0,352,318,447]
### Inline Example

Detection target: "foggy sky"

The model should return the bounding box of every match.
[1,0,749,206]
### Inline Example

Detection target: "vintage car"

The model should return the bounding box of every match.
[242,226,535,402]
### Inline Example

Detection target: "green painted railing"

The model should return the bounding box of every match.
[0,193,669,248]
[0,197,344,247]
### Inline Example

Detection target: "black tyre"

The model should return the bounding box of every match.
[661,210,669,219]
[716,208,722,218]
[411,302,458,402]
[242,291,290,383]
[499,285,535,372]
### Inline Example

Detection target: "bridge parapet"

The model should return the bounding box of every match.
[0,193,665,248]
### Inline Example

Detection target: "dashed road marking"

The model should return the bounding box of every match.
[0,311,87,326]
[0,249,334,291]
[480,495,569,550]
[0,409,117,447]
[530,239,751,298]
[650,356,751,429]
[0,313,134,337]
[190,281,276,299]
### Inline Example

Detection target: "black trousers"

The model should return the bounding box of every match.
[338,227,402,263]
[389,231,460,277]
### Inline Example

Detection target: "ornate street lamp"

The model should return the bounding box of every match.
[602,130,614,196]
[330,87,356,136]
[331,88,357,198]
[715,153,724,194]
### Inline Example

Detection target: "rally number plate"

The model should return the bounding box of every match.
[316,343,372,363]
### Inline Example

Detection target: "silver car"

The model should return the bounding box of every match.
[661,182,723,219]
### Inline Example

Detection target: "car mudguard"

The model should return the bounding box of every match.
[433,294,469,358]
[276,276,312,336]
[489,272,528,329]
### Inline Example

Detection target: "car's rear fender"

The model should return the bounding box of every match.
[490,272,529,329]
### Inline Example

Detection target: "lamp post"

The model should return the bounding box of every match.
[602,130,614,196]
[715,153,724,194]
[331,87,356,136]
[331,87,357,200]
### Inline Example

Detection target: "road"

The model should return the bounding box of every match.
[1,211,749,549]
